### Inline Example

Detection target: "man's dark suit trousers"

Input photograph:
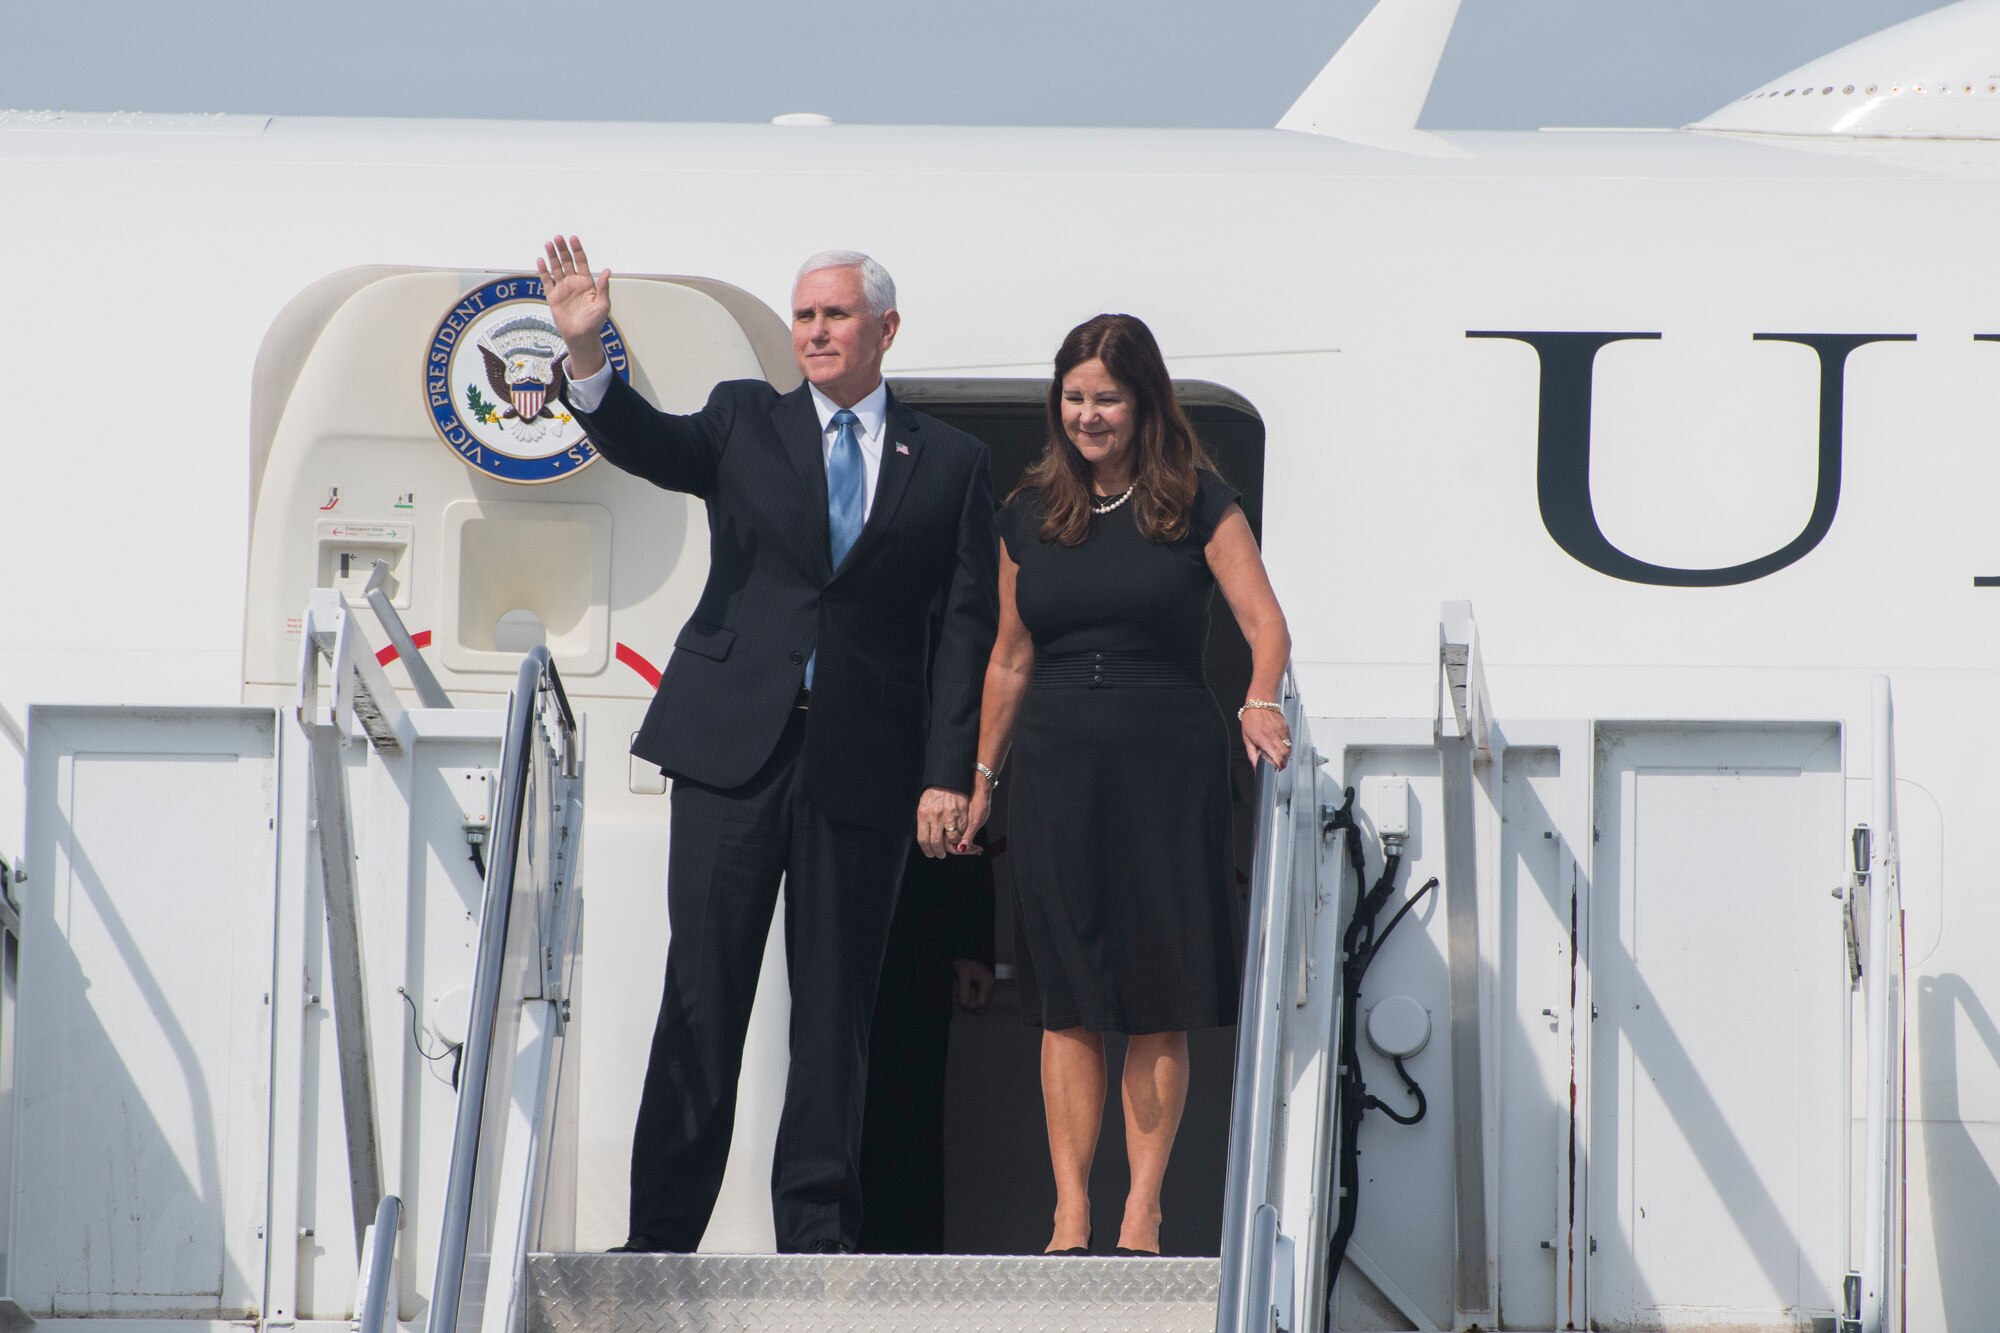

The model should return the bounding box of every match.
[628,706,909,1251]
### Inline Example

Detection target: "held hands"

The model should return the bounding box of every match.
[950,781,993,856]
[917,786,970,859]
[1241,706,1293,771]
[536,235,613,379]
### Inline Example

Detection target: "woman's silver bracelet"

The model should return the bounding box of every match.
[1237,699,1283,721]
[974,761,1000,790]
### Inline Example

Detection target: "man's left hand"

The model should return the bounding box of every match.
[952,960,995,1014]
[917,786,969,859]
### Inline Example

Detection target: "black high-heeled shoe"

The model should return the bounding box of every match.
[1113,1245,1160,1257]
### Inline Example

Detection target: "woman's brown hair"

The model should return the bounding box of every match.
[1016,313,1218,546]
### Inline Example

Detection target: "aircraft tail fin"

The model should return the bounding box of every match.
[1278,0,1464,139]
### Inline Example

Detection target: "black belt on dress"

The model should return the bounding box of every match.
[1031,650,1202,689]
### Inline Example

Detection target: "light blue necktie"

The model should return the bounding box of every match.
[807,408,866,688]
[827,408,866,568]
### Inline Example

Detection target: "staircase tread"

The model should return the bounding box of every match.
[524,1250,1221,1332]
[531,1250,1219,1264]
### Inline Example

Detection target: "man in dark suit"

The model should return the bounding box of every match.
[537,236,998,1253]
[857,843,994,1254]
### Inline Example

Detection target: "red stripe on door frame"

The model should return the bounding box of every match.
[375,629,433,666]
[616,642,662,689]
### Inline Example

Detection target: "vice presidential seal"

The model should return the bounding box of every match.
[424,275,630,484]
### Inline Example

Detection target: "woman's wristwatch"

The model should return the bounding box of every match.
[974,761,1001,790]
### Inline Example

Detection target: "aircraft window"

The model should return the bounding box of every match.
[493,609,547,654]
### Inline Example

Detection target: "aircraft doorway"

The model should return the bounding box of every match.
[887,377,1268,1258]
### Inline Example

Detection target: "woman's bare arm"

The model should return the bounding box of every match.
[1207,504,1294,770]
[958,545,1033,851]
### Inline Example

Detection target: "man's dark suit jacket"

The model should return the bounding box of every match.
[573,376,999,831]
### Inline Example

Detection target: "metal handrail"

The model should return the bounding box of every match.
[355,1193,403,1333]
[364,560,451,710]
[0,699,23,761]
[1216,671,1305,1333]
[1855,674,1903,1333]
[1241,1203,1282,1333]
[428,646,574,1333]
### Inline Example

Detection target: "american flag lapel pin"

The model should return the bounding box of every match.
[895,442,910,455]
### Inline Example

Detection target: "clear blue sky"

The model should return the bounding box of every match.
[3,0,1948,130]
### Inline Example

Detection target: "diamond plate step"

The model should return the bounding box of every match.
[525,1251,1221,1333]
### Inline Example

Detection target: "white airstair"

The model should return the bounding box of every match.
[475,678,1324,1333]
[0,596,1908,1333]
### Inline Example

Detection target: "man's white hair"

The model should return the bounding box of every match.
[795,250,898,318]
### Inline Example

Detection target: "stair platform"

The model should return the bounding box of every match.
[525,1251,1221,1333]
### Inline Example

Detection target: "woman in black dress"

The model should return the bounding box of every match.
[955,314,1292,1256]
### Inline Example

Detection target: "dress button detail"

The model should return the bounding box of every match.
[789,650,803,665]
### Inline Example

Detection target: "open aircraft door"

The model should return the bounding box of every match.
[240,267,808,1268]
[244,266,797,708]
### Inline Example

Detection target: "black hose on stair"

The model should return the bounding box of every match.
[1320,787,1439,1326]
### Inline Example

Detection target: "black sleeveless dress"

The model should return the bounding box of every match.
[999,470,1241,1035]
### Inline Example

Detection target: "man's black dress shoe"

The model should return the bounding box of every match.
[806,1239,855,1254]
[607,1236,677,1253]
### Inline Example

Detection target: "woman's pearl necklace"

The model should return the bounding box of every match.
[1090,482,1137,515]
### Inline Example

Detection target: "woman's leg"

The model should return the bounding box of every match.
[1117,1030,1190,1253]
[1041,1026,1107,1251]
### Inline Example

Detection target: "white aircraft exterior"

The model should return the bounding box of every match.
[5,1,2000,1329]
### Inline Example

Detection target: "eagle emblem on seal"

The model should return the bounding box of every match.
[426,275,629,484]
[473,316,571,442]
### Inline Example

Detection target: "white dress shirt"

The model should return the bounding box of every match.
[567,363,886,521]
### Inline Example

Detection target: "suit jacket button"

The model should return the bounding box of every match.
[790,650,803,665]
